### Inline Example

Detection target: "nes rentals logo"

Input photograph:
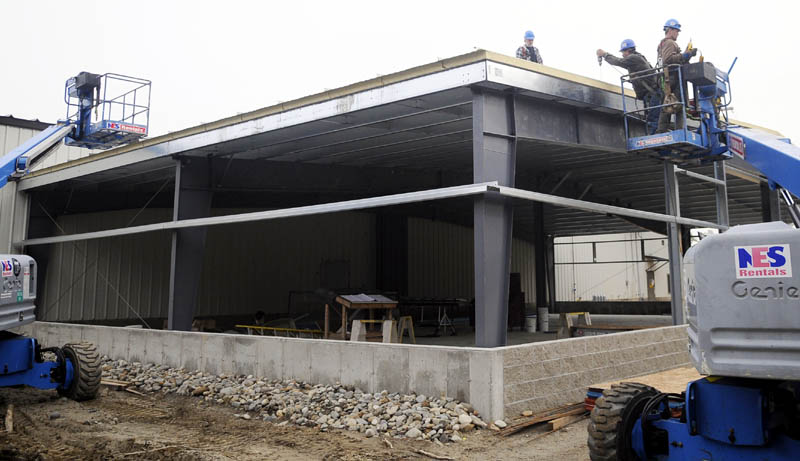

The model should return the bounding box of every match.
[107,122,147,135]
[735,245,792,279]
[728,133,746,158]
[635,134,674,148]
[1,260,12,277]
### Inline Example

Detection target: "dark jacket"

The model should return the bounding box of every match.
[604,51,658,100]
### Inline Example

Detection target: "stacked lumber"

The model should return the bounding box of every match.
[100,378,144,396]
[499,403,588,437]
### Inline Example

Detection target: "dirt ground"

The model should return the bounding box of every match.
[0,366,700,460]
[0,386,591,461]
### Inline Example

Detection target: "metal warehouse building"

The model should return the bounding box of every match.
[1,50,789,348]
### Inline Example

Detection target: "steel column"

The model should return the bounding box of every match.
[168,158,213,331]
[663,162,684,325]
[473,89,516,347]
[760,182,781,222]
[714,161,729,227]
[546,235,556,314]
[533,203,547,309]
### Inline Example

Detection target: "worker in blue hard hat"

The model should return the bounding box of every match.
[597,39,662,134]
[656,18,698,132]
[516,30,543,64]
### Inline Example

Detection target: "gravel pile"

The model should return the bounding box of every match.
[100,357,503,442]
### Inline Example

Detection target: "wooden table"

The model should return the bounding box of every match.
[325,294,398,339]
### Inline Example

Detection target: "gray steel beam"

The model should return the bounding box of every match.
[546,235,556,313]
[663,162,684,325]
[168,158,213,331]
[473,89,515,348]
[19,183,497,247]
[760,182,782,222]
[714,161,729,227]
[533,203,546,309]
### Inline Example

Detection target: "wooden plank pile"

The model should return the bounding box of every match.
[498,402,588,437]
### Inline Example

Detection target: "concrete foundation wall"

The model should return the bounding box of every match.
[18,322,689,421]
[502,325,689,417]
[18,321,504,421]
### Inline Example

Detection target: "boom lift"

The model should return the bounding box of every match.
[0,72,149,400]
[587,61,800,460]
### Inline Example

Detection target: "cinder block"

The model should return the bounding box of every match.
[503,345,537,367]
[541,359,563,376]
[181,332,203,371]
[110,327,131,361]
[340,342,374,391]
[80,326,100,349]
[504,362,544,385]
[232,335,259,376]
[409,347,448,398]
[255,337,283,380]
[470,349,504,421]
[143,330,164,365]
[161,332,183,368]
[309,341,342,385]
[446,350,470,402]
[217,335,237,376]
[283,339,312,383]
[504,381,536,405]
[505,400,537,418]
[127,329,146,363]
[200,334,224,375]
[95,327,116,358]
[374,344,409,394]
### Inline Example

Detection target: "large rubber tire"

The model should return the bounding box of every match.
[587,382,657,461]
[58,341,101,401]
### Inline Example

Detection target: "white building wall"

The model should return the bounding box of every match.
[407,217,536,301]
[0,121,97,172]
[555,232,670,301]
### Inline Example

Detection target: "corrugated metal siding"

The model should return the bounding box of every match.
[407,217,536,301]
[196,212,376,316]
[0,184,16,252]
[555,232,670,301]
[41,211,538,322]
[0,122,96,171]
[40,209,376,322]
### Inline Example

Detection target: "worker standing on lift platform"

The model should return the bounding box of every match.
[597,40,661,134]
[656,18,698,133]
[516,30,543,64]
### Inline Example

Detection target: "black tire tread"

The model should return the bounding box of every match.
[587,382,657,461]
[58,341,101,401]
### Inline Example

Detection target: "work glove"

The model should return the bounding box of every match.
[682,48,698,61]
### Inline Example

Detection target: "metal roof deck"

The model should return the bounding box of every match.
[17,50,784,238]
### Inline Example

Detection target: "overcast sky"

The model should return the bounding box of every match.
[2,0,796,142]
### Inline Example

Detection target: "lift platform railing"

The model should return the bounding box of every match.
[63,73,151,149]
[621,64,688,139]
[621,62,734,164]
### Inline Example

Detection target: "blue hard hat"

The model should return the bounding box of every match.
[663,18,681,31]
[524,30,535,40]
[619,39,636,52]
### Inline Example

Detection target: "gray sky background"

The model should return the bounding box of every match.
[1,0,796,142]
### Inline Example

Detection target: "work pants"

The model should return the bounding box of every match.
[644,91,662,135]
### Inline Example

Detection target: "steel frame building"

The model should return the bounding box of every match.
[2,50,786,347]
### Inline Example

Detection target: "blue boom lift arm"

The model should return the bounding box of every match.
[1,72,151,190]
[1,72,149,401]
[623,60,800,226]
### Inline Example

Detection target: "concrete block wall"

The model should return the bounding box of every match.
[502,325,690,417]
[17,322,689,421]
[17,322,505,421]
